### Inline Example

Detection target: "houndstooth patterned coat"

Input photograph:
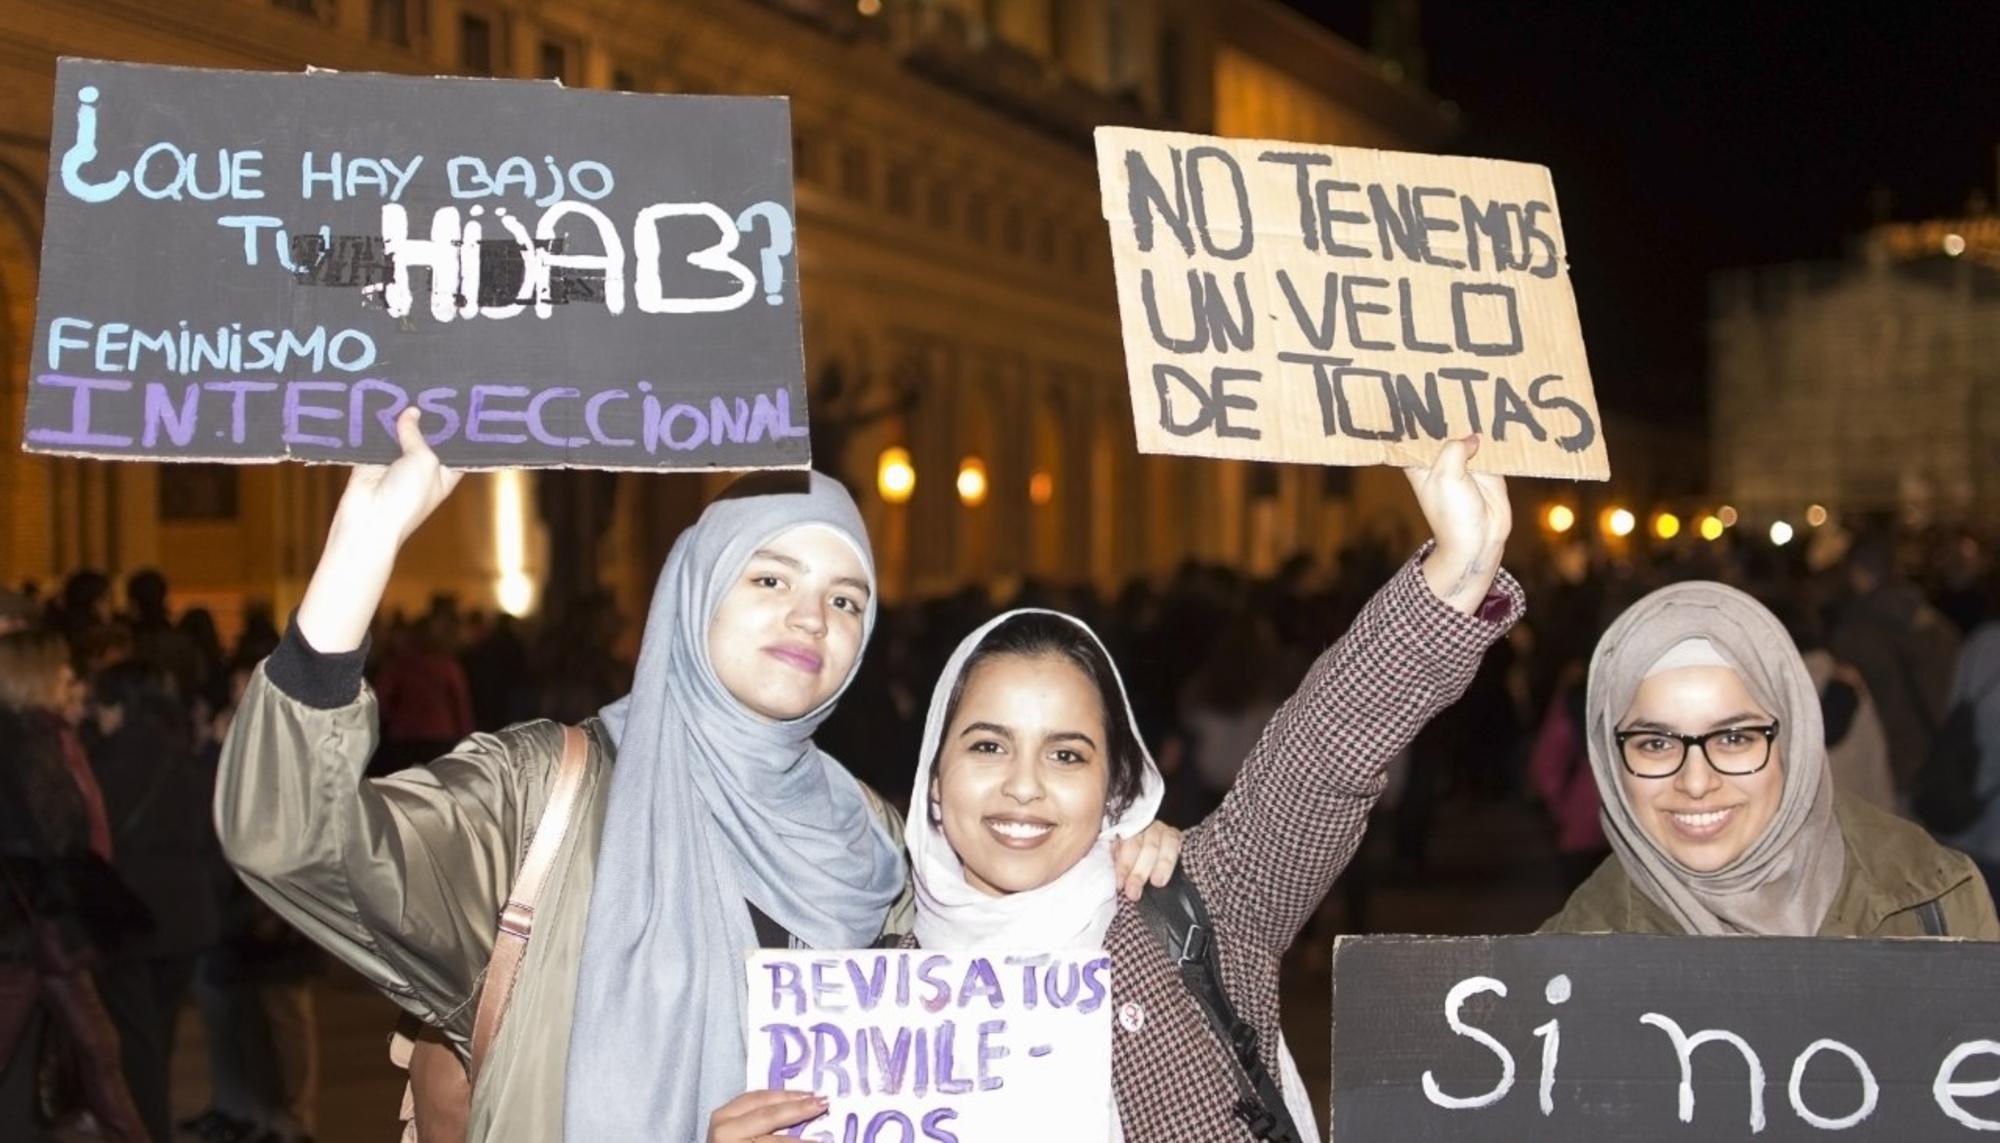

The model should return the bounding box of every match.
[910,551,1523,1141]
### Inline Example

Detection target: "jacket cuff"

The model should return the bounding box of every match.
[265,612,369,710]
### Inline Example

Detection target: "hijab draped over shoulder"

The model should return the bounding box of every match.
[564,472,905,1141]
[1586,581,1846,935]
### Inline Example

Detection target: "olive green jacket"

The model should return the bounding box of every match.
[1541,792,2000,939]
[215,665,912,1142]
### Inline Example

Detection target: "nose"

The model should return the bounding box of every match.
[1000,754,1045,805]
[1673,743,1723,799]
[786,593,827,637]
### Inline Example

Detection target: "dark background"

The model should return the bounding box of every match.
[1284,0,2000,424]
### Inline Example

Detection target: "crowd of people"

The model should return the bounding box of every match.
[5,426,1999,1141]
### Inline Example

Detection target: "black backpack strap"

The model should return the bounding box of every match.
[1136,869,1303,1143]
[1918,899,1948,937]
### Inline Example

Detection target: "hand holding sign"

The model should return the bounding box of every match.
[296,407,462,653]
[1406,434,1512,614]
[706,1090,829,1143]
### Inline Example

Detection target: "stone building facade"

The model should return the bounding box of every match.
[1710,222,2000,530]
[0,0,1452,626]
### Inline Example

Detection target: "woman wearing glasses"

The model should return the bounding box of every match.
[1541,582,1998,938]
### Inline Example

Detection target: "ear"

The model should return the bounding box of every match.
[927,770,944,827]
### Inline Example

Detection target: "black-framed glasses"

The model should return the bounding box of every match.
[1614,721,1780,779]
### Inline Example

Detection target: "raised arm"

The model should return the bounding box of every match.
[215,409,528,1031]
[1183,436,1522,954]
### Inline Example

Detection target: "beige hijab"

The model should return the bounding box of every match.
[1586,582,1846,935]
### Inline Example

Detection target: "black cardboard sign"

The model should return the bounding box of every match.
[1330,933,2000,1141]
[24,58,808,470]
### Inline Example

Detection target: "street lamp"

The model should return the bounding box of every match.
[1545,504,1576,534]
[1653,512,1682,540]
[957,457,988,507]
[876,447,915,505]
[1604,507,1636,539]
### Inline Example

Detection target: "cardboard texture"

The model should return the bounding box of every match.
[743,949,1114,1143]
[1096,127,1609,480]
[1328,933,2000,1141]
[24,58,808,471]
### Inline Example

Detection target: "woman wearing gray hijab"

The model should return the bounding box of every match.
[215,408,904,1141]
[1541,580,1998,939]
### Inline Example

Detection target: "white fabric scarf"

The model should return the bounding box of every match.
[907,609,1319,1143]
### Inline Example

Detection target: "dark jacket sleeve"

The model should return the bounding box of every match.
[214,626,554,1025]
[1183,548,1524,956]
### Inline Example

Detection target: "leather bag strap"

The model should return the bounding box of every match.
[468,724,589,1080]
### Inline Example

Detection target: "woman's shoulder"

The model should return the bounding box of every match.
[1831,792,1992,930]
[1537,856,1680,935]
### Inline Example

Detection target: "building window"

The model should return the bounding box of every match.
[1002,203,1025,254]
[159,465,240,522]
[1157,25,1184,119]
[539,38,576,83]
[927,180,954,229]
[966,192,990,243]
[461,13,496,75]
[886,162,916,217]
[370,0,411,45]
[839,143,871,201]
[794,134,820,184]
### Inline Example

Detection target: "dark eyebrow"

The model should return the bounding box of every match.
[833,576,873,598]
[1622,713,1769,734]
[1046,731,1100,751]
[960,721,1014,741]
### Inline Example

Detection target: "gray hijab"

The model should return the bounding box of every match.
[563,471,905,1141]
[1586,581,1847,936]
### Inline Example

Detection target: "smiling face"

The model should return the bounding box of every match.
[1615,665,1786,872]
[705,524,870,721]
[931,652,1112,896]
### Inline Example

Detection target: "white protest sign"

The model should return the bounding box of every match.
[1095,126,1610,481]
[744,949,1114,1143]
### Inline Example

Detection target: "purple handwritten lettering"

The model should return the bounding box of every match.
[141,381,200,448]
[282,380,344,448]
[27,374,133,448]
[466,384,531,444]
[348,378,410,446]
[202,380,280,445]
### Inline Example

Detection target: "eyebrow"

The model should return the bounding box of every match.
[1046,731,1100,751]
[1623,712,1771,734]
[960,721,1014,741]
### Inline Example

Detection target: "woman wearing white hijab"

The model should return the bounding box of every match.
[744,436,1515,1142]
[1541,579,1999,939]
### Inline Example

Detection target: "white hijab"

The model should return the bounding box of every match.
[908,609,1163,952]
[907,609,1320,1143]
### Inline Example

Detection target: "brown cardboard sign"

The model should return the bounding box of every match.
[1095,127,1608,480]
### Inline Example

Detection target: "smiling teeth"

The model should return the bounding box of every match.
[990,821,1052,839]
[1671,809,1732,828]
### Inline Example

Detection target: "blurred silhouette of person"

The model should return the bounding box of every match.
[86,661,220,1143]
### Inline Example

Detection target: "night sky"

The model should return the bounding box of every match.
[1283,0,2000,424]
